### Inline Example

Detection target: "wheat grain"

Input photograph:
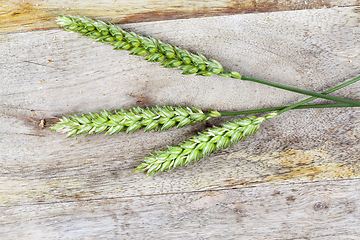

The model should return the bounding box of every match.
[133,112,277,175]
[51,105,221,138]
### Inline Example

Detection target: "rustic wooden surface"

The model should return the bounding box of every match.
[1,0,360,33]
[1,1,360,239]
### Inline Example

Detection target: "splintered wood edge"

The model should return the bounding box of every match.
[0,0,358,33]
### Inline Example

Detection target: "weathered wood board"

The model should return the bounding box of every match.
[1,2,360,239]
[2,180,360,239]
[1,0,360,33]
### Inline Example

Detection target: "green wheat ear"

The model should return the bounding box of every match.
[56,15,241,78]
[56,15,360,106]
[133,112,277,175]
[51,105,221,138]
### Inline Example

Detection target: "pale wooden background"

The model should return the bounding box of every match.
[1,0,360,239]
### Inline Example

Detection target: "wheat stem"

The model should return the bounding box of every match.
[240,75,360,106]
[276,75,360,115]
[219,103,356,116]
[222,75,360,116]
[56,15,360,106]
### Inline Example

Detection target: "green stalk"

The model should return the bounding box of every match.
[218,103,355,116]
[240,75,360,107]
[219,75,360,116]
[276,75,360,115]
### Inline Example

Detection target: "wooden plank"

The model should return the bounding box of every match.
[1,0,359,33]
[1,179,360,239]
[1,7,360,210]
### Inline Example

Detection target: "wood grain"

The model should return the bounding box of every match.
[1,0,360,33]
[1,179,360,239]
[1,5,360,239]
[1,5,360,204]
